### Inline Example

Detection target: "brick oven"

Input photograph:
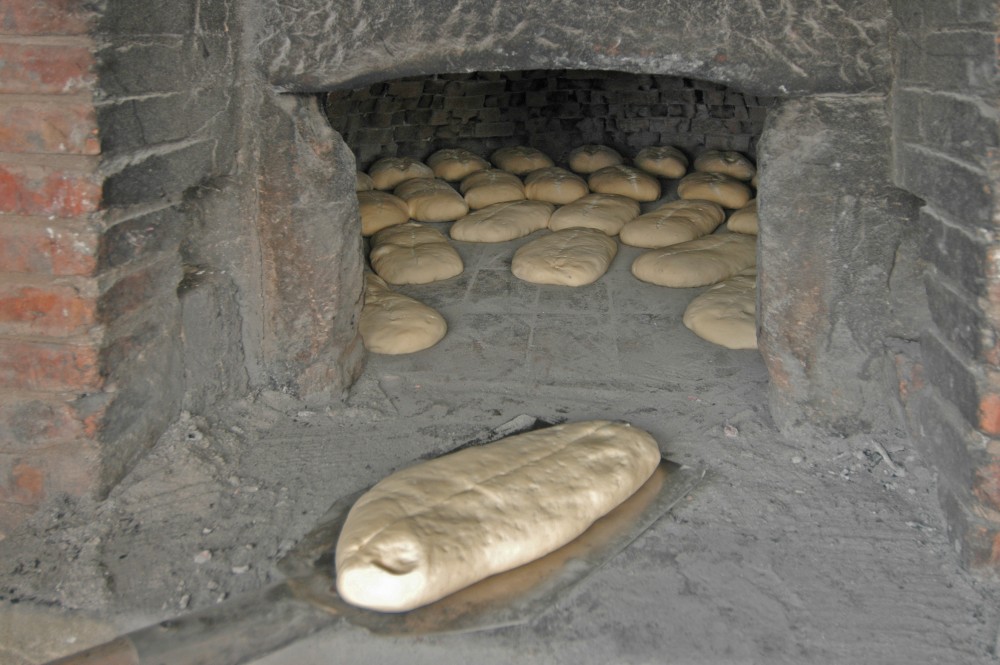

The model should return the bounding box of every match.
[1,0,998,581]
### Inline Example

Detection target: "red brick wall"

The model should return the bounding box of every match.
[0,0,105,534]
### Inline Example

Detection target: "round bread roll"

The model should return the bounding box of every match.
[360,273,447,355]
[548,193,640,236]
[523,167,589,205]
[567,144,624,174]
[677,172,753,209]
[693,150,756,181]
[727,199,758,235]
[460,169,526,209]
[512,227,619,287]
[634,146,689,179]
[631,232,757,288]
[357,190,411,237]
[682,268,757,350]
[490,146,554,175]
[370,222,464,285]
[450,200,554,243]
[393,178,469,222]
[587,165,661,202]
[426,148,490,181]
[368,157,435,190]
[619,199,726,248]
[356,171,374,192]
[335,419,661,612]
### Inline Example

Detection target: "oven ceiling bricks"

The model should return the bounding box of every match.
[2,0,1000,572]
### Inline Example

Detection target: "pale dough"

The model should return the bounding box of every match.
[357,190,410,237]
[587,165,661,202]
[693,150,756,181]
[460,169,526,209]
[619,199,725,248]
[512,227,619,286]
[567,144,624,174]
[426,148,490,181]
[360,273,447,354]
[634,146,688,179]
[369,157,435,190]
[450,200,554,243]
[370,222,464,285]
[335,420,661,613]
[676,172,752,209]
[356,171,374,192]
[631,232,757,288]
[548,193,640,236]
[394,178,469,222]
[490,146,554,174]
[726,199,758,235]
[523,167,589,205]
[682,268,757,349]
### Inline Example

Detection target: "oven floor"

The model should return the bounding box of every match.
[3,235,999,664]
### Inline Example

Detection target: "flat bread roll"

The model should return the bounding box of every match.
[358,190,411,237]
[727,199,758,235]
[370,222,464,285]
[394,178,469,222]
[693,150,756,181]
[620,199,726,248]
[490,146,554,175]
[548,193,640,236]
[587,165,661,202]
[360,273,447,354]
[426,148,490,181]
[460,169,526,209]
[356,171,374,192]
[567,144,624,174]
[523,167,589,205]
[677,172,752,209]
[634,146,689,179]
[683,269,757,349]
[336,420,661,612]
[450,200,554,243]
[512,227,618,286]
[631,232,757,288]
[369,157,435,190]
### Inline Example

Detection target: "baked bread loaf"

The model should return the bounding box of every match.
[523,167,589,205]
[567,144,624,174]
[426,148,490,182]
[450,200,554,243]
[336,420,661,612]
[490,146,554,175]
[512,227,619,286]
[634,146,688,179]
[369,157,434,190]
[359,273,447,354]
[682,268,757,349]
[619,199,725,248]
[587,165,661,202]
[357,190,410,237]
[631,232,757,287]
[693,150,756,181]
[677,172,753,209]
[726,199,758,235]
[460,169,526,209]
[370,222,464,285]
[548,193,640,236]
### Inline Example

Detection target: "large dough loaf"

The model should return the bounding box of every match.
[631,232,757,287]
[357,190,410,237]
[394,178,469,222]
[726,199,758,235]
[512,228,619,286]
[426,148,490,181]
[547,193,640,236]
[677,172,752,209]
[490,146,554,174]
[359,273,447,354]
[619,199,725,248]
[523,167,589,205]
[634,146,688,179]
[336,420,661,612]
[370,222,464,285]
[460,169,526,209]
[369,157,434,190]
[567,144,624,174]
[682,268,757,349]
[587,165,661,202]
[693,150,756,181]
[450,200,554,243]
